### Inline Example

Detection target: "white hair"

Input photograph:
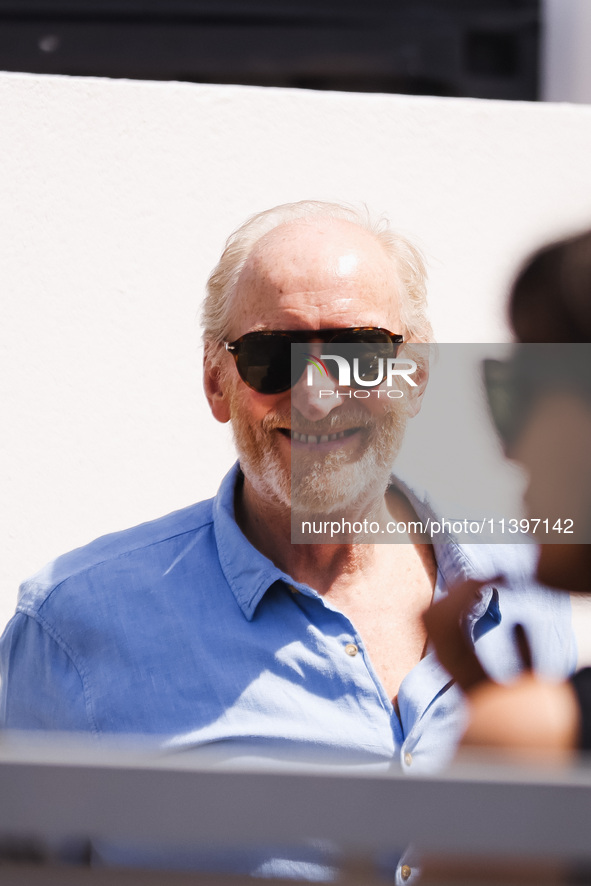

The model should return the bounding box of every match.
[202,200,433,343]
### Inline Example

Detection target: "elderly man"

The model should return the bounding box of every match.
[0,201,573,769]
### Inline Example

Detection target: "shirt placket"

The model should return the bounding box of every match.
[288,583,406,750]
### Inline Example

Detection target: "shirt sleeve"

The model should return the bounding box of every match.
[570,667,591,752]
[0,611,93,731]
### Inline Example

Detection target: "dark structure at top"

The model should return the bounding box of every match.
[0,0,540,100]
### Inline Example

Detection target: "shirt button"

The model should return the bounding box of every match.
[404,752,413,767]
[288,585,299,594]
[401,864,412,881]
[344,643,358,657]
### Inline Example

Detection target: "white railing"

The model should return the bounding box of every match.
[1,733,590,885]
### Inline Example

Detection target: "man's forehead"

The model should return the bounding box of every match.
[239,218,395,293]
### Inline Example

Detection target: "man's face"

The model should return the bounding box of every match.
[208,219,412,515]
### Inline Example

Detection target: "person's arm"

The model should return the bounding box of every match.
[0,612,93,731]
[461,672,579,754]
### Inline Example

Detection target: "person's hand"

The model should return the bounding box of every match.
[424,579,580,755]
[422,578,492,691]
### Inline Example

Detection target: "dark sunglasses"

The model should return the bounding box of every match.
[224,327,404,394]
[483,346,591,453]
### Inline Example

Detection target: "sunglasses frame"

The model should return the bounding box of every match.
[482,346,591,453]
[224,327,404,394]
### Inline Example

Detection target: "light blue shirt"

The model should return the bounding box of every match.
[0,463,575,878]
[0,462,574,755]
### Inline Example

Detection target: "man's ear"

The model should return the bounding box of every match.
[405,350,429,419]
[203,346,231,424]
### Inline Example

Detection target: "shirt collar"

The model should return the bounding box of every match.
[213,462,502,631]
[213,462,302,621]
[389,475,502,629]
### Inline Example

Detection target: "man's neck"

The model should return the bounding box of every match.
[234,474,430,594]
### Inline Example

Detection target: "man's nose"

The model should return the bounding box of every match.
[291,364,343,422]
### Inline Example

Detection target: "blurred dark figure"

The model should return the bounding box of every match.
[425,228,591,755]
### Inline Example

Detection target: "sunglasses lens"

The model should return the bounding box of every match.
[483,359,520,451]
[235,335,292,394]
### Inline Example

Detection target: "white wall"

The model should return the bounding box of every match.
[2,72,591,658]
[543,0,591,103]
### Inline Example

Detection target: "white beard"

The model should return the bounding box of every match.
[230,392,408,518]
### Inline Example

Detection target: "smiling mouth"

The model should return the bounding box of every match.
[279,428,360,445]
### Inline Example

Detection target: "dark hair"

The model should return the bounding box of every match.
[509,228,591,344]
